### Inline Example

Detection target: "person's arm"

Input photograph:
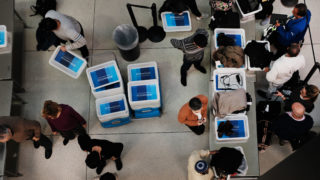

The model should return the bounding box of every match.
[45,118,58,133]
[170,38,184,50]
[27,120,42,139]
[276,24,297,43]
[65,31,87,50]
[198,95,208,119]
[68,105,87,125]
[178,106,198,126]
[186,0,202,17]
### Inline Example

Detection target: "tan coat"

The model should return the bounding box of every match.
[0,116,41,142]
[213,46,244,68]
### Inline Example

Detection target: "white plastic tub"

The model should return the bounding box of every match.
[161,11,192,32]
[96,94,129,122]
[246,40,271,71]
[214,28,246,49]
[215,115,249,142]
[0,25,7,48]
[213,68,246,92]
[128,80,161,110]
[127,61,159,81]
[49,46,87,79]
[86,60,121,90]
[92,78,124,99]
[235,0,262,18]
[234,146,248,176]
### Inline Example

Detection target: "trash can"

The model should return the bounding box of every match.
[112,24,140,61]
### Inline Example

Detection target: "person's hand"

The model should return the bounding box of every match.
[198,121,203,126]
[202,117,207,123]
[52,131,58,135]
[82,123,87,128]
[264,67,270,72]
[275,91,286,100]
[111,156,117,161]
[60,46,67,52]
[275,20,280,27]
[32,136,40,141]
[92,146,102,154]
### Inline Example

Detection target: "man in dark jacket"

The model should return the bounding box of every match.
[272,102,313,143]
[0,116,52,159]
[269,3,311,59]
[78,135,124,175]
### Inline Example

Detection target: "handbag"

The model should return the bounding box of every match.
[210,0,233,12]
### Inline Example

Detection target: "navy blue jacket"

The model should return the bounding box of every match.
[277,10,311,47]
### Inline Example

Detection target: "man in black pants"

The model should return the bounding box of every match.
[39,10,89,60]
[0,116,52,159]
[171,29,208,86]
[78,135,124,175]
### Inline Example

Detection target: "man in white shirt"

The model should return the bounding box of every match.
[188,150,214,180]
[39,10,89,60]
[258,43,305,99]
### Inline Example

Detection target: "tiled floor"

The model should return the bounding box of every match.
[7,0,320,179]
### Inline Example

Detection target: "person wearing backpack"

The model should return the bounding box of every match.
[39,10,89,61]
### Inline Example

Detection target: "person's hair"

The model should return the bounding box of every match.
[100,172,116,180]
[39,18,58,31]
[85,151,100,169]
[194,34,208,48]
[287,43,300,57]
[189,97,202,111]
[295,3,308,17]
[42,100,60,117]
[170,0,188,14]
[77,134,92,151]
[0,125,10,140]
[305,84,320,102]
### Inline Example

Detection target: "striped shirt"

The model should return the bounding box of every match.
[170,29,208,61]
[45,10,87,50]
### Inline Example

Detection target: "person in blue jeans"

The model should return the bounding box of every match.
[268,3,311,60]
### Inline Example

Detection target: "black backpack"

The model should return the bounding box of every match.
[30,0,57,17]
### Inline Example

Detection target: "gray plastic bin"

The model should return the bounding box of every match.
[112,24,140,61]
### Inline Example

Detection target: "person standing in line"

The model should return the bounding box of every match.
[178,95,208,135]
[0,116,52,159]
[42,100,87,146]
[171,29,209,86]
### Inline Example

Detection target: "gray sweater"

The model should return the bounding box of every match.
[170,29,208,61]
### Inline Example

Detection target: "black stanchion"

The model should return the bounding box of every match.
[147,3,166,43]
[281,0,298,7]
[126,3,166,43]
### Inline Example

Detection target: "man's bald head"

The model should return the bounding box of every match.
[292,102,305,119]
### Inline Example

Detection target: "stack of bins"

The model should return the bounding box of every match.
[86,60,130,128]
[127,61,162,118]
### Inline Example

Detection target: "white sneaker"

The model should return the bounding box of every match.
[196,13,209,20]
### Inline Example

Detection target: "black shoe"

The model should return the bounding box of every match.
[33,141,40,149]
[257,90,268,99]
[63,138,69,146]
[196,66,207,74]
[181,77,187,86]
[115,158,123,170]
[96,166,104,175]
[45,149,52,159]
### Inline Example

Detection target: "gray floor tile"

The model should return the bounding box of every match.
[7,136,87,180]
[88,48,210,134]
[18,51,91,135]
[93,0,211,50]
[86,133,209,180]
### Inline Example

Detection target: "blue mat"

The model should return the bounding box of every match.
[217,120,246,138]
[165,12,190,27]
[131,67,156,81]
[99,99,125,115]
[0,31,5,46]
[90,65,119,88]
[131,84,158,101]
[55,50,84,72]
